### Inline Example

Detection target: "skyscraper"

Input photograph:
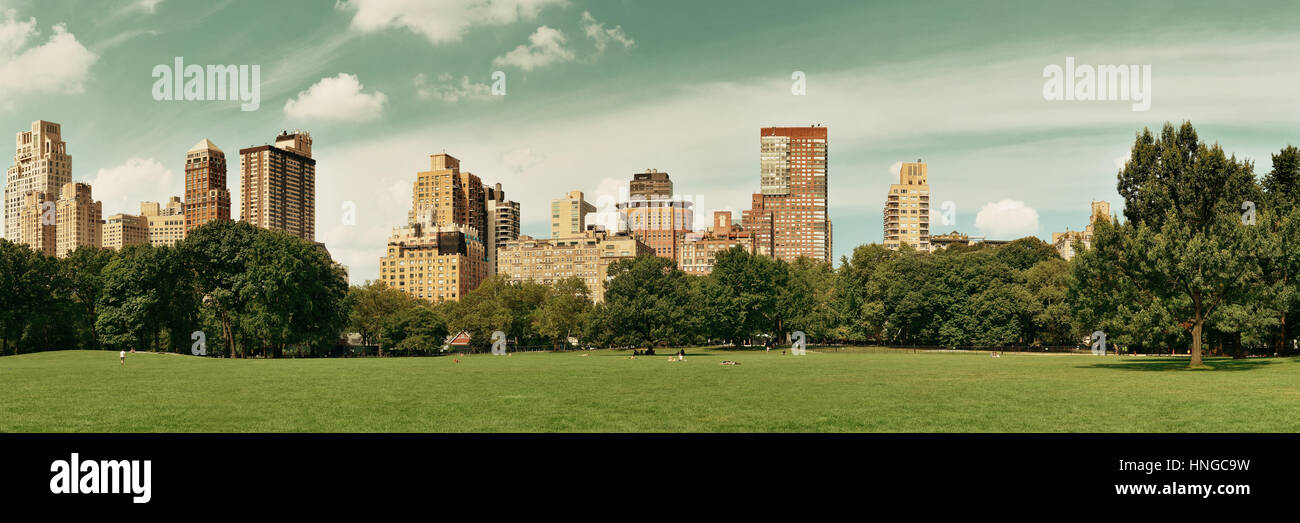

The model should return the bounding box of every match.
[55,182,101,257]
[183,139,231,235]
[379,153,492,303]
[484,182,520,275]
[883,160,930,251]
[742,126,831,262]
[551,190,595,239]
[617,169,692,261]
[240,131,315,241]
[5,121,72,243]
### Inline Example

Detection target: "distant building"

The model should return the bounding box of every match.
[483,182,520,275]
[141,197,185,247]
[744,126,831,262]
[678,211,755,275]
[102,213,149,251]
[884,160,930,251]
[496,228,653,302]
[240,131,314,241]
[379,153,491,303]
[5,120,71,244]
[1052,200,1112,260]
[551,190,596,239]
[184,139,232,236]
[55,182,101,257]
[18,191,55,256]
[630,168,673,199]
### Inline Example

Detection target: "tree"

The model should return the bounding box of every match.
[533,277,592,349]
[1080,122,1265,366]
[242,231,349,357]
[602,255,696,347]
[707,247,788,344]
[180,220,259,358]
[382,304,448,355]
[781,257,839,343]
[347,280,417,356]
[59,246,116,349]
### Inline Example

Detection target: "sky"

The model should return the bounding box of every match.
[2,0,1300,285]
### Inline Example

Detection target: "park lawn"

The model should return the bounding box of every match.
[1,348,1299,432]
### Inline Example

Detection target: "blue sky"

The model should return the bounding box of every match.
[2,0,1300,284]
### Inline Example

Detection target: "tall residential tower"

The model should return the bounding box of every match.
[883,160,930,251]
[184,139,232,235]
[743,126,831,262]
[5,121,72,243]
[240,131,315,241]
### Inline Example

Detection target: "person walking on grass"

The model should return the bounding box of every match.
[119,350,126,367]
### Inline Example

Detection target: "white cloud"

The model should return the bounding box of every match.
[493,26,574,71]
[129,0,166,13]
[284,73,387,121]
[414,72,493,102]
[975,200,1040,239]
[338,0,566,45]
[86,158,180,216]
[580,11,633,53]
[501,147,546,173]
[0,10,97,98]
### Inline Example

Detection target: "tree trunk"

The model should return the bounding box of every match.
[1190,316,1204,367]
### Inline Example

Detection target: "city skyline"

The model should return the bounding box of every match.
[3,1,1300,284]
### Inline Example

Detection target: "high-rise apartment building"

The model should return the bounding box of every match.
[141,197,185,247]
[484,182,520,275]
[742,126,831,262]
[678,211,755,275]
[18,191,55,256]
[630,168,673,199]
[618,169,693,261]
[379,153,492,303]
[102,213,149,251]
[551,190,595,239]
[1052,200,1112,260]
[883,160,930,251]
[240,131,315,241]
[496,229,653,302]
[55,182,101,257]
[5,121,72,243]
[184,139,231,236]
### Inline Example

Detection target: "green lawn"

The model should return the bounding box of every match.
[2,348,1299,432]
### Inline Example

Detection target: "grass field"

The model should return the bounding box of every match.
[3,348,1300,432]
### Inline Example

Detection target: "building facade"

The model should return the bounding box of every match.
[883,160,931,251]
[743,126,831,262]
[141,197,186,247]
[5,121,72,243]
[380,153,492,303]
[496,229,653,302]
[184,139,231,236]
[618,169,692,261]
[678,211,755,275]
[240,131,315,241]
[55,182,101,257]
[484,182,520,275]
[630,168,673,199]
[1052,200,1112,260]
[18,191,56,256]
[102,213,149,251]
[551,190,596,239]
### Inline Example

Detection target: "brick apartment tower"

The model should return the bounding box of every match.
[883,160,930,251]
[240,131,315,241]
[484,182,520,275]
[5,120,71,244]
[618,169,692,261]
[183,139,232,236]
[743,126,831,262]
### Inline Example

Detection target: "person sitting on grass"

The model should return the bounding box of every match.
[720,360,740,366]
